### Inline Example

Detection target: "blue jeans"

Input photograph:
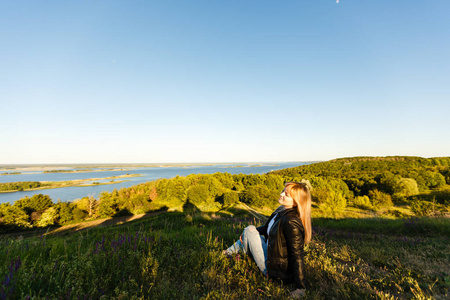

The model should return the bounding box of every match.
[225,225,268,275]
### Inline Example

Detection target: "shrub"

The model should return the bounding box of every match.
[368,190,393,208]
[411,200,436,216]
[393,178,419,198]
[411,199,448,216]
[309,177,350,213]
[353,195,372,209]
[314,187,347,216]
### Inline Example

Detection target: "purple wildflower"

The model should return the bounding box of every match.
[0,257,22,300]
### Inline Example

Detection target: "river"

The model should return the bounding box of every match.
[0,162,309,204]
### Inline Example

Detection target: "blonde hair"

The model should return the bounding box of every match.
[284,182,312,244]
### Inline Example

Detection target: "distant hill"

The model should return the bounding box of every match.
[271,156,450,178]
[271,156,449,189]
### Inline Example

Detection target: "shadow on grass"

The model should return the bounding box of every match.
[43,206,170,237]
[414,188,450,204]
[312,216,450,236]
[182,200,201,213]
[0,204,263,239]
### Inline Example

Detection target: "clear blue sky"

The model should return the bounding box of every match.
[1,0,449,163]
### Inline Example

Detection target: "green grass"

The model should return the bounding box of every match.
[1,209,449,299]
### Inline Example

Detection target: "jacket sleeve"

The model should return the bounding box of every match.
[282,217,306,289]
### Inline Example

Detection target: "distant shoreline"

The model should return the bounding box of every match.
[0,162,310,173]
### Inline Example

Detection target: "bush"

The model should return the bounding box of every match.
[309,177,350,213]
[411,200,436,216]
[314,187,347,216]
[353,195,372,209]
[368,190,393,208]
[393,178,419,198]
[411,199,448,216]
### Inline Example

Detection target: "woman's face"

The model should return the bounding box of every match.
[278,188,294,208]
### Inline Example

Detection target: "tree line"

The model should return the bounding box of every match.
[1,156,449,232]
[0,181,44,192]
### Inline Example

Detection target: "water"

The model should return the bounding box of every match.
[0,162,308,204]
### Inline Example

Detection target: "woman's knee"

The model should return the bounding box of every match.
[243,225,258,235]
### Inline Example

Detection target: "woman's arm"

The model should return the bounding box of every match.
[282,217,306,289]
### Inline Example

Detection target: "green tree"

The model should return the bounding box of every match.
[213,172,234,189]
[127,193,150,214]
[375,172,401,194]
[241,185,279,208]
[368,190,393,208]
[0,204,30,228]
[263,174,284,191]
[14,194,53,214]
[72,206,87,221]
[423,171,447,189]
[223,190,239,206]
[98,191,119,218]
[242,174,264,188]
[54,202,73,224]
[74,196,98,218]
[36,207,59,227]
[186,184,210,206]
[198,176,223,200]
[393,178,419,198]
[313,186,347,213]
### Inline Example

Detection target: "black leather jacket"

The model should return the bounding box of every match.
[257,207,306,289]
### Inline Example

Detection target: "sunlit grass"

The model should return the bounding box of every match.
[1,209,449,299]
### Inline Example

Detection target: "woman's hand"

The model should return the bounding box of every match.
[290,288,306,298]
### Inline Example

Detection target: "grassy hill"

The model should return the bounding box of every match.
[1,156,450,299]
[1,205,449,299]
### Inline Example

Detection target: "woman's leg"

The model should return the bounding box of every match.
[224,239,243,254]
[224,225,267,275]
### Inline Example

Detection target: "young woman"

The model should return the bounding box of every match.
[223,182,312,298]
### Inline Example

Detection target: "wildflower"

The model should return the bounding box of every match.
[1,257,22,299]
